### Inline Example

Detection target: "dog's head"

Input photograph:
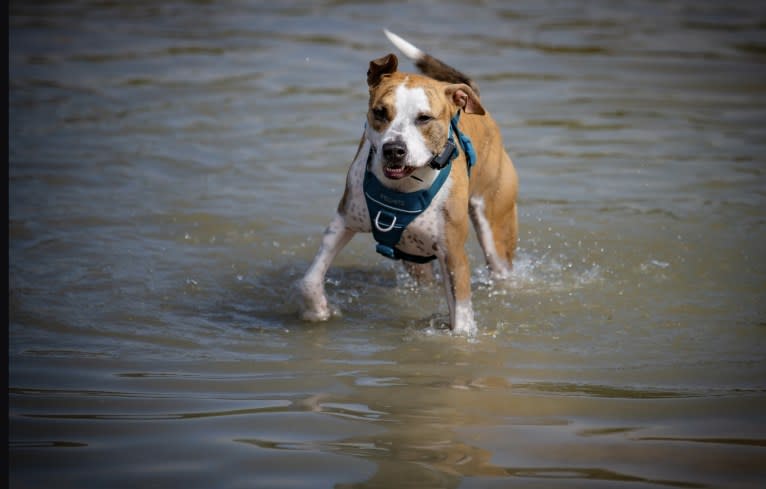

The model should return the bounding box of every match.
[365,53,485,182]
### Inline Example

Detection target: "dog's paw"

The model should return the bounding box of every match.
[452,320,477,337]
[489,264,513,283]
[299,304,340,322]
[295,278,340,322]
[300,308,329,322]
[451,300,477,336]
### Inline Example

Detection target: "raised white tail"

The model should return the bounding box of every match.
[383,29,424,61]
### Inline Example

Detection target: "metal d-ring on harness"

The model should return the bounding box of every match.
[363,110,477,263]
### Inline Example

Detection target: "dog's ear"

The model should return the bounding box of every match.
[367,53,398,87]
[444,83,485,115]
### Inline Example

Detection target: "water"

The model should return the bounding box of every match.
[9,1,766,488]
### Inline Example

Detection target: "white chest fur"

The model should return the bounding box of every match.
[391,177,450,258]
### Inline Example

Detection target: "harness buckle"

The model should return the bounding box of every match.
[374,210,397,233]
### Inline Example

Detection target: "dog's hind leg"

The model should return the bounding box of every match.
[469,196,512,279]
[297,213,355,321]
[499,203,518,265]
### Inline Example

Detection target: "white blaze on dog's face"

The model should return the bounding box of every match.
[366,79,449,182]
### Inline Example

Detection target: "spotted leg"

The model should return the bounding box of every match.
[297,213,356,321]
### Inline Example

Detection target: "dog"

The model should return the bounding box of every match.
[297,30,518,335]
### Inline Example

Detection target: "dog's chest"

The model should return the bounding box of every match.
[344,180,448,260]
[393,184,447,257]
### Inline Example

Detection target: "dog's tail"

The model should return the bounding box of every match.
[384,29,480,96]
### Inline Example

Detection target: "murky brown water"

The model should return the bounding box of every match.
[9,1,766,488]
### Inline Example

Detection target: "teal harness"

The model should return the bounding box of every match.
[363,111,477,263]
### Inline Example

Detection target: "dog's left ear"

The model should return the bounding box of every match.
[445,84,485,115]
[367,53,398,87]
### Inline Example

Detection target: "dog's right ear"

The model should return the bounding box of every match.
[367,53,398,87]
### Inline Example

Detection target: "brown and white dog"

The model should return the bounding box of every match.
[297,30,518,335]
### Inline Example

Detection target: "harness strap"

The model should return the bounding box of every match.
[452,112,477,174]
[376,243,438,264]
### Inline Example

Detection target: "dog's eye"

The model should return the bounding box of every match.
[416,114,434,125]
[372,107,388,122]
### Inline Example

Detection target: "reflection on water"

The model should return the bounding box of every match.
[9,0,766,488]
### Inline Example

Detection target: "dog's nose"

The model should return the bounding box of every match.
[382,141,407,162]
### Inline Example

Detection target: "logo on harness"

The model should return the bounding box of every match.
[380,195,406,207]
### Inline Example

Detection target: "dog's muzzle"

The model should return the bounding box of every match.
[382,140,407,163]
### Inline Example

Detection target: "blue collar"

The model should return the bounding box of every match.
[363,111,475,263]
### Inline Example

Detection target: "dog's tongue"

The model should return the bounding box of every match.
[384,165,415,180]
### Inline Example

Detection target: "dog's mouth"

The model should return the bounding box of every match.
[383,164,416,180]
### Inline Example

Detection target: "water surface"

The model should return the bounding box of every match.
[9,1,766,488]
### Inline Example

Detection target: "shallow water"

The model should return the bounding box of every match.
[8,1,766,488]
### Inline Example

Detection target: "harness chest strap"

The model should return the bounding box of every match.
[363,111,476,263]
[364,158,452,263]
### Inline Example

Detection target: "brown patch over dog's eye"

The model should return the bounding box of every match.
[372,107,388,122]
[416,113,434,125]
[421,119,448,154]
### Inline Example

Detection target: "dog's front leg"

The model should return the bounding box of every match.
[439,220,477,335]
[440,249,476,335]
[297,213,355,321]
